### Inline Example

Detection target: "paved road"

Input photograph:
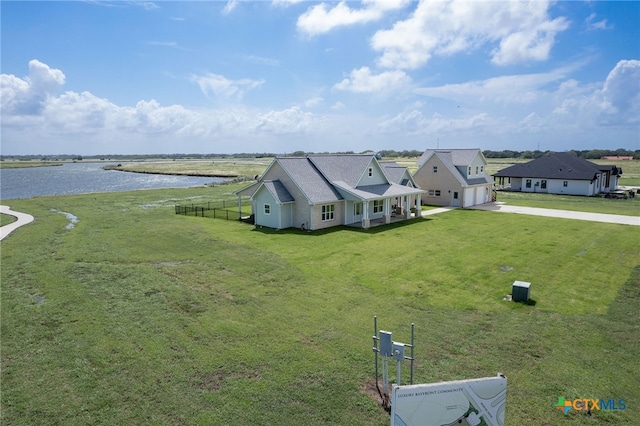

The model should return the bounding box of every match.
[469,202,639,226]
[0,205,35,241]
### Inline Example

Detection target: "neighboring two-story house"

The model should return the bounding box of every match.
[412,149,493,207]
[234,154,425,230]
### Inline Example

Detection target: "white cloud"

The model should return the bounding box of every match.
[272,0,303,7]
[2,59,637,155]
[599,59,640,125]
[415,66,574,104]
[191,73,265,100]
[304,97,324,108]
[378,109,497,136]
[254,106,317,134]
[333,67,411,93]
[585,13,612,31]
[244,55,279,67]
[221,0,239,15]
[372,0,569,69]
[1,59,65,115]
[297,0,410,36]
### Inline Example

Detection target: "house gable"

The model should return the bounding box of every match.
[379,162,416,187]
[413,148,492,207]
[307,154,389,188]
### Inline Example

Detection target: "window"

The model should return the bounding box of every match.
[526,179,532,188]
[468,166,471,175]
[368,167,373,177]
[428,190,435,196]
[322,204,335,221]
[373,200,384,213]
[354,203,361,216]
[480,166,484,172]
[435,190,441,197]
[476,166,479,174]
[563,181,568,187]
[541,180,547,189]
[433,166,438,173]
[264,204,271,214]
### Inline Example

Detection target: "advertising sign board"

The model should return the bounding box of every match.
[391,375,506,426]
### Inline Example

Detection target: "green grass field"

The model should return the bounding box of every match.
[0,214,17,227]
[1,185,639,425]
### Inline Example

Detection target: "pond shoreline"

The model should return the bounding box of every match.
[102,164,239,178]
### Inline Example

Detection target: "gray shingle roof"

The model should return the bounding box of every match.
[493,153,602,180]
[332,182,425,199]
[417,149,481,167]
[256,154,425,205]
[262,180,294,203]
[380,162,408,184]
[277,157,342,203]
[307,154,373,187]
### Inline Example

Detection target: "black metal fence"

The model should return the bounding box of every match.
[175,200,252,222]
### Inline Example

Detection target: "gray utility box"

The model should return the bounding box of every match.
[512,281,531,303]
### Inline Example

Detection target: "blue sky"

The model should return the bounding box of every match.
[1,0,639,155]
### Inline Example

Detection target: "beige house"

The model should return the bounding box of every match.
[413,149,493,207]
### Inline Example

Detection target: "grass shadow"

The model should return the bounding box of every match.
[249,217,432,236]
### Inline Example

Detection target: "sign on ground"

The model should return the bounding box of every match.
[391,375,506,426]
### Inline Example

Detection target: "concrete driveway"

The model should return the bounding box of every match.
[0,205,35,241]
[469,202,640,226]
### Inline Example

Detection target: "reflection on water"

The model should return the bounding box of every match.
[1,162,228,200]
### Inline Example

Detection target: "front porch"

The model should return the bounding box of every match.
[348,209,421,229]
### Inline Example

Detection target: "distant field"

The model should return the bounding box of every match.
[1,185,639,425]
[104,158,274,178]
[0,161,64,169]
[103,157,640,186]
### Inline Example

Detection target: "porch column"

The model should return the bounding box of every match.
[362,201,370,229]
[404,195,411,219]
[415,194,422,217]
[384,198,391,224]
[237,196,243,220]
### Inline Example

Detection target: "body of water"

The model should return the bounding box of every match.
[0,162,228,200]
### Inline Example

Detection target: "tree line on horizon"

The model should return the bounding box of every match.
[1,148,638,162]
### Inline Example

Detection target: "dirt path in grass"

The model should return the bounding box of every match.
[0,205,35,241]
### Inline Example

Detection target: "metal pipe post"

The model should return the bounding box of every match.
[410,323,414,385]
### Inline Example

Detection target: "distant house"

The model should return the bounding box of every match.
[412,149,493,207]
[234,154,425,230]
[493,152,622,196]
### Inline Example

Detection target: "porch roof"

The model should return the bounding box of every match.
[332,181,425,201]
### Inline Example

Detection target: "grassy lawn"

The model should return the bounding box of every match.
[1,213,17,227]
[1,185,639,425]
